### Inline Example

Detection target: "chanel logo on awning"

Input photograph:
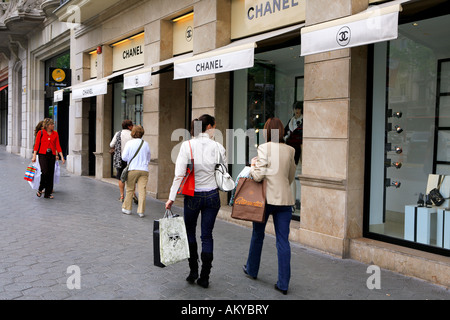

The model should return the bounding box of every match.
[337,26,351,47]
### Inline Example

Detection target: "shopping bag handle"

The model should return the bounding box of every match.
[164,209,174,219]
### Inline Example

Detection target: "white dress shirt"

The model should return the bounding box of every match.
[109,129,133,156]
[169,133,227,202]
[121,138,151,172]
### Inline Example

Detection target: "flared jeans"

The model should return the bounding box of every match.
[245,204,292,291]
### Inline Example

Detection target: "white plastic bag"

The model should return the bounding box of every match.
[54,161,60,185]
[159,210,190,266]
[27,158,41,190]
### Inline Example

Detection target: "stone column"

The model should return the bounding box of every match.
[67,46,91,176]
[191,0,231,203]
[144,18,188,199]
[300,0,368,257]
[94,45,113,179]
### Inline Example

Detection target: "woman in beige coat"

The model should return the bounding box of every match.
[243,117,296,295]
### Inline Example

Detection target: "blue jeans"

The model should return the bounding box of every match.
[183,189,221,254]
[245,204,292,291]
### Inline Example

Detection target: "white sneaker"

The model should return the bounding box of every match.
[122,208,132,215]
[138,213,145,218]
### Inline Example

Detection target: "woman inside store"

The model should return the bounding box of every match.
[32,118,65,199]
[243,117,296,295]
[165,114,226,289]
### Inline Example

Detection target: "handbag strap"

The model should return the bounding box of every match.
[188,140,193,159]
[438,175,445,189]
[128,140,144,165]
[215,142,225,165]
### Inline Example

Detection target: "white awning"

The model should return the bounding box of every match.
[72,79,108,100]
[174,23,304,80]
[301,0,410,56]
[123,52,194,90]
[71,65,143,100]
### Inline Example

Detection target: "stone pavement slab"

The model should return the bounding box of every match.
[0,146,449,303]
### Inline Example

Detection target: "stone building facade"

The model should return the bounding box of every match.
[1,0,449,287]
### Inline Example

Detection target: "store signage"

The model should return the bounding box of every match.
[124,68,152,90]
[231,0,305,39]
[173,15,194,55]
[301,3,401,56]
[72,79,107,100]
[54,89,64,102]
[247,0,299,21]
[49,68,71,87]
[174,43,255,80]
[112,34,145,72]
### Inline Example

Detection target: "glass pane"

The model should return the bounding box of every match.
[233,44,304,220]
[439,96,450,127]
[369,14,450,252]
[440,61,450,93]
[436,164,450,175]
[437,131,450,162]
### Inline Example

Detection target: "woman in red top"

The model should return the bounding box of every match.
[32,118,65,199]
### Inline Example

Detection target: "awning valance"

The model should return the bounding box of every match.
[174,23,304,80]
[68,65,143,100]
[123,23,304,87]
[0,85,8,92]
[301,0,410,56]
[123,52,194,90]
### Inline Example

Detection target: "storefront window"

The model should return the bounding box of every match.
[232,44,304,219]
[368,13,450,254]
[113,82,143,131]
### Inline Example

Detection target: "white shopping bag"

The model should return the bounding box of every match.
[54,161,60,185]
[27,158,41,190]
[159,210,190,266]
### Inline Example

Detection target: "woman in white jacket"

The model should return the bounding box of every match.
[121,125,151,218]
[166,114,226,289]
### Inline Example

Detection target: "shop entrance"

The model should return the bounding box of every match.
[0,84,7,145]
[232,40,304,220]
[89,96,96,176]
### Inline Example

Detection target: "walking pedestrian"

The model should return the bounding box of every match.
[243,117,296,295]
[121,125,151,218]
[110,119,135,202]
[165,114,226,288]
[31,118,65,199]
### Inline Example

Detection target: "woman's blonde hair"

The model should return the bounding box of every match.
[131,125,145,138]
[43,118,54,130]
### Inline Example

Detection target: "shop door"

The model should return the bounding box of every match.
[89,97,96,176]
[0,88,7,145]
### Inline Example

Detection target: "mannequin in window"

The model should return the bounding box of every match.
[284,101,303,211]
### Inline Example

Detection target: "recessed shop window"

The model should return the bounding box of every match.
[368,13,450,255]
[232,43,304,220]
[113,82,143,129]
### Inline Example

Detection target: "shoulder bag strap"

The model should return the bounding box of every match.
[128,140,144,165]
[37,130,44,153]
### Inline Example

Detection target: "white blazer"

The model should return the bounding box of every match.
[250,142,296,206]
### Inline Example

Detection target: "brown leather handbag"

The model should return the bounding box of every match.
[231,178,267,223]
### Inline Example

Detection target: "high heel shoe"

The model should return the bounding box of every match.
[274,284,287,295]
[242,265,257,280]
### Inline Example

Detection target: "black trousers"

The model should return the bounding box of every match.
[38,151,56,197]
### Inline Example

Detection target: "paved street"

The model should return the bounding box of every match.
[0,146,449,302]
